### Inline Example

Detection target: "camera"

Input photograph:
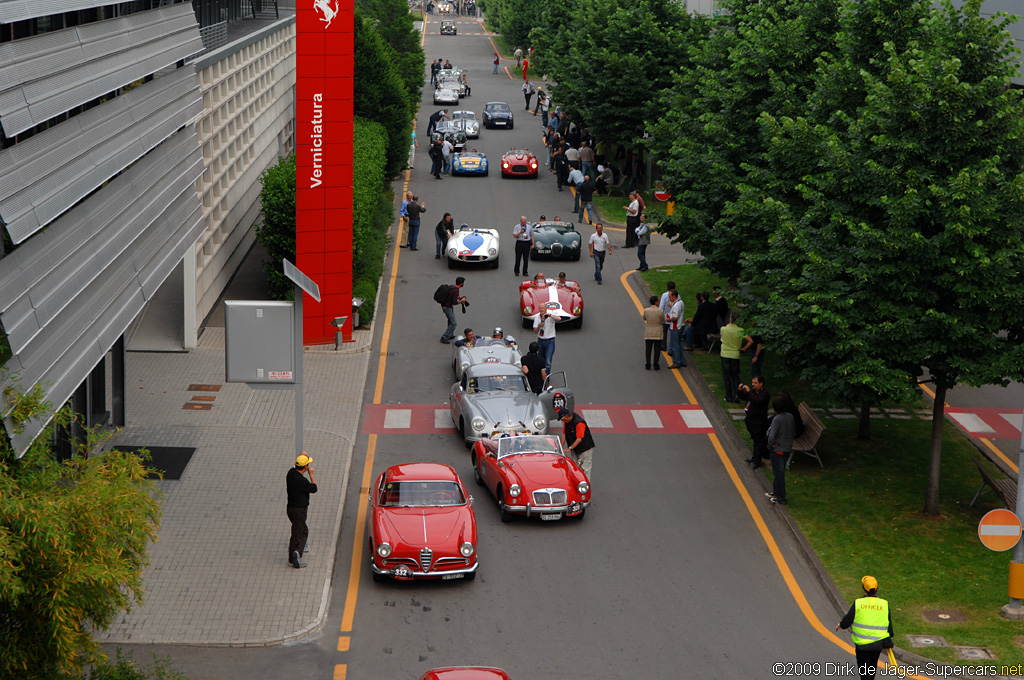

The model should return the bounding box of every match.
[460,300,470,314]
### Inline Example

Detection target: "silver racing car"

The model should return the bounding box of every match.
[452,331,520,380]
[450,366,574,446]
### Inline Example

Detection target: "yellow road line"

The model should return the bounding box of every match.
[617,274,925,676]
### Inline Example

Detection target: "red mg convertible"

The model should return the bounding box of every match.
[369,463,478,582]
[471,434,590,522]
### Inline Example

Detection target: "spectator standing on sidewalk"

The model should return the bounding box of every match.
[588,223,611,285]
[439,276,467,344]
[741,320,766,379]
[441,137,453,175]
[665,288,686,369]
[533,87,544,116]
[739,376,770,468]
[522,56,529,80]
[577,176,596,226]
[578,141,595,180]
[514,46,523,69]
[398,191,412,248]
[635,213,651,271]
[624,191,640,248]
[287,452,318,569]
[523,80,535,110]
[643,295,664,370]
[512,215,534,277]
[492,51,500,74]
[659,281,676,351]
[406,195,425,251]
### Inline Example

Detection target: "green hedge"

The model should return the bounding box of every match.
[353,116,393,325]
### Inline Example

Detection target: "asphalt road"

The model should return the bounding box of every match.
[109,15,865,680]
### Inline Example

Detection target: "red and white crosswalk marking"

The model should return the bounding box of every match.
[363,404,715,435]
[947,408,1024,439]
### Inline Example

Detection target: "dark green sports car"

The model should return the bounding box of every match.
[531,221,582,260]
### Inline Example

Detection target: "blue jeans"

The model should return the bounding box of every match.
[408,220,420,249]
[637,244,648,270]
[593,249,605,283]
[579,201,594,224]
[542,110,548,127]
[538,337,556,373]
[442,306,457,340]
[581,161,593,180]
[668,328,686,367]
[684,326,705,349]
[493,63,499,74]
[435,230,446,257]
[750,350,765,379]
[771,449,787,502]
[662,322,669,351]
[442,156,451,175]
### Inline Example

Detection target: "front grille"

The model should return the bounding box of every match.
[511,164,529,173]
[533,489,568,506]
[434,556,469,568]
[461,255,487,261]
[551,243,563,256]
[420,547,433,573]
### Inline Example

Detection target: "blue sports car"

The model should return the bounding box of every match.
[452,151,489,176]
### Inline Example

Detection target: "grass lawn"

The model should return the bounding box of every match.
[642,263,1024,667]
[593,191,658,226]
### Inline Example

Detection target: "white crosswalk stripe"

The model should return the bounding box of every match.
[948,411,995,434]
[998,413,1023,432]
[631,409,663,428]
[679,409,712,429]
[581,409,613,428]
[435,409,451,429]
[383,409,411,429]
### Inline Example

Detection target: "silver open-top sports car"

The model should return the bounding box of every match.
[447,223,499,269]
[434,84,460,105]
[452,110,479,138]
[450,367,574,446]
[452,333,520,380]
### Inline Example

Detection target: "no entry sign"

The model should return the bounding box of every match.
[978,509,1022,552]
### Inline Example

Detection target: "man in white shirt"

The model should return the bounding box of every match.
[532,273,558,372]
[512,215,534,277]
[588,223,611,285]
[441,138,454,175]
[624,191,640,247]
[665,288,687,369]
[659,281,676,351]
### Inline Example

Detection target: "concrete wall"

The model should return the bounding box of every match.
[187,17,297,347]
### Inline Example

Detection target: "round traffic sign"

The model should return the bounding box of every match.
[654,184,671,202]
[978,509,1022,552]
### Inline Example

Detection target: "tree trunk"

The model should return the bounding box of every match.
[857,402,871,440]
[923,383,946,515]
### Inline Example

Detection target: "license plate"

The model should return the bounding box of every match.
[496,121,506,126]
[441,573,465,580]
[540,513,562,521]
[394,566,412,577]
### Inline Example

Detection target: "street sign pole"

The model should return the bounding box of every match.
[1002,413,1024,619]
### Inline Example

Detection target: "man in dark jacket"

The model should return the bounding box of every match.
[428,139,443,180]
[287,452,318,568]
[684,292,718,350]
[766,397,795,504]
[559,407,595,479]
[520,341,547,394]
[738,377,770,469]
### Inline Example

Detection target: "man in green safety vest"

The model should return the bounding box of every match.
[835,575,894,679]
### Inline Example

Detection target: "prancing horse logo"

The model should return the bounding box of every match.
[313,0,337,29]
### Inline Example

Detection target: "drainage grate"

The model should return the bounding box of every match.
[188,384,222,392]
[922,609,966,623]
[954,646,995,660]
[906,635,947,648]
[183,403,213,411]
[191,395,217,402]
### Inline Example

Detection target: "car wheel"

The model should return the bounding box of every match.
[575,508,586,520]
[448,257,454,269]
[572,250,581,261]
[509,121,514,129]
[483,169,488,176]
[522,316,532,329]
[464,568,476,581]
[490,256,499,269]
[573,316,583,330]
[496,485,513,522]
[472,453,483,485]
[372,569,386,582]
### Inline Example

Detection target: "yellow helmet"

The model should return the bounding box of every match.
[861,575,878,592]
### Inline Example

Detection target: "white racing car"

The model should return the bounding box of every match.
[447,223,499,269]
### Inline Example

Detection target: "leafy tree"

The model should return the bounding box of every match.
[541,0,706,147]
[743,0,1024,513]
[0,386,161,679]
[356,0,425,111]
[255,152,296,300]
[491,0,543,52]
[352,117,392,323]
[647,0,839,283]
[355,9,411,179]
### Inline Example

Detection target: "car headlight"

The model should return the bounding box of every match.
[571,239,579,247]
[460,542,475,557]
[502,162,509,168]
[377,542,392,558]
[472,417,486,432]
[509,484,521,498]
[533,415,547,430]
[530,162,538,169]
[523,305,532,314]
[488,248,497,256]
[448,247,457,256]
[578,481,589,494]
[460,362,470,373]
[574,306,582,315]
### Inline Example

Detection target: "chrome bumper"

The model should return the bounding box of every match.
[371,561,478,580]
[503,499,589,517]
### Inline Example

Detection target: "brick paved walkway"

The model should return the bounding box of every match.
[94,326,371,646]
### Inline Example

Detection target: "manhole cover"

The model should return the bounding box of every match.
[922,609,966,623]
[954,646,995,660]
[906,634,947,647]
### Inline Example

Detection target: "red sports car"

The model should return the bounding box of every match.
[519,276,583,329]
[420,669,513,680]
[500,148,538,178]
[471,434,590,522]
[369,463,478,582]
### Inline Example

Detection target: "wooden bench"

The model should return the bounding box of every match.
[971,456,1017,514]
[786,402,826,469]
[605,173,629,197]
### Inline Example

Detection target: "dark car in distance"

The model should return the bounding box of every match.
[483,102,514,130]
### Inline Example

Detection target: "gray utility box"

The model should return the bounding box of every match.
[224,300,296,384]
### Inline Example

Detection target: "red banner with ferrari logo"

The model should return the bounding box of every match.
[297,0,354,343]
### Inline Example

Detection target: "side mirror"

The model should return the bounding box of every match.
[467,495,474,507]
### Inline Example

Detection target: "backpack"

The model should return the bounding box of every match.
[433,283,453,304]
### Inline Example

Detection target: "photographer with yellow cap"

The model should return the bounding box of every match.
[286,452,318,569]
[835,575,894,679]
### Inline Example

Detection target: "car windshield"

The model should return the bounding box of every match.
[453,111,477,121]
[379,480,465,507]
[486,103,510,113]
[467,373,529,393]
[497,435,564,459]
[508,149,530,156]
